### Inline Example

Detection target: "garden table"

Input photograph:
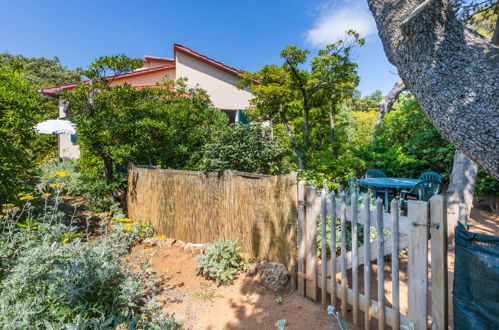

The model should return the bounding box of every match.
[358,177,421,211]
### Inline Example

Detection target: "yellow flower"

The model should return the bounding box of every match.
[116,217,133,223]
[115,323,128,330]
[2,203,15,208]
[99,212,112,218]
[49,183,65,188]
[123,224,134,231]
[42,193,51,199]
[20,195,34,201]
[0,214,5,219]
[51,170,70,177]
[156,235,166,241]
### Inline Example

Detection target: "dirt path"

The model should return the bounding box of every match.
[129,243,341,330]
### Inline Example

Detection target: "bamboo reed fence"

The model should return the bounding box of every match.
[297,181,448,329]
[127,166,298,276]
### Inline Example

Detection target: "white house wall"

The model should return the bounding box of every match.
[175,52,252,110]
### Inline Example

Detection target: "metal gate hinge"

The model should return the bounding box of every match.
[298,200,311,207]
[411,222,440,229]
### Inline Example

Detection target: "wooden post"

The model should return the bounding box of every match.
[329,190,337,307]
[430,195,448,330]
[363,194,371,330]
[376,198,386,330]
[297,181,307,297]
[305,186,318,301]
[391,198,400,330]
[340,192,348,318]
[352,192,359,325]
[408,201,429,330]
[289,172,298,290]
[321,187,328,307]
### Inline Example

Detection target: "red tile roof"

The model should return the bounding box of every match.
[173,43,247,78]
[39,43,256,98]
[39,64,176,97]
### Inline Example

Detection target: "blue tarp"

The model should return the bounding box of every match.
[453,222,499,330]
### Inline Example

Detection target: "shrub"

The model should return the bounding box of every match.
[40,157,84,196]
[197,123,289,175]
[0,190,181,329]
[196,239,244,286]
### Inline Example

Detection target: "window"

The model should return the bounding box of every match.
[221,109,237,124]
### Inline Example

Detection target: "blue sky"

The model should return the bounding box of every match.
[0,0,399,95]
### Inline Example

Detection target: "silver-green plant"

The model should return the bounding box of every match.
[327,305,349,330]
[196,238,244,286]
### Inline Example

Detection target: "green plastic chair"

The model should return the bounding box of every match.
[400,180,442,202]
[419,171,442,183]
[365,169,387,178]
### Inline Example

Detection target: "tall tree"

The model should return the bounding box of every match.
[367,0,499,178]
[240,32,363,170]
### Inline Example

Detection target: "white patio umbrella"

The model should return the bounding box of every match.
[34,119,76,135]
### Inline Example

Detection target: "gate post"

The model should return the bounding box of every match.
[297,181,307,296]
[430,195,448,330]
[408,201,429,329]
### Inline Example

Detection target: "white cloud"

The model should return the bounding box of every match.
[306,2,376,47]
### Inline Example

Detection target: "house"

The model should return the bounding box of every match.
[39,43,254,159]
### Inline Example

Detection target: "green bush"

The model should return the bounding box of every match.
[0,191,181,329]
[196,239,244,286]
[197,123,289,175]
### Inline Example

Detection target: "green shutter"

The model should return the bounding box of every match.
[237,109,250,125]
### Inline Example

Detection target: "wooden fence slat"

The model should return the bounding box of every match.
[376,198,386,330]
[430,195,448,330]
[340,192,348,318]
[363,195,371,330]
[329,190,337,307]
[305,186,318,301]
[316,276,413,329]
[297,181,307,297]
[352,193,359,325]
[391,198,400,330]
[408,201,429,330]
[323,233,408,276]
[334,203,411,235]
[321,187,328,307]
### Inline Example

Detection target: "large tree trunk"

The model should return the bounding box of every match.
[447,150,478,232]
[367,0,499,178]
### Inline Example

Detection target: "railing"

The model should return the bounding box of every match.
[296,181,448,329]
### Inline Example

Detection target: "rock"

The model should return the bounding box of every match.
[247,263,259,276]
[173,240,186,249]
[164,238,176,248]
[184,242,207,255]
[256,262,289,292]
[142,237,158,247]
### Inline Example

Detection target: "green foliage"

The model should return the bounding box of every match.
[0,52,80,204]
[0,65,50,202]
[239,31,364,170]
[0,191,181,329]
[60,56,227,210]
[198,123,289,174]
[358,94,455,182]
[196,239,244,286]
[0,53,80,88]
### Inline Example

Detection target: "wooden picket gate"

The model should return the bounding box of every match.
[296,182,448,329]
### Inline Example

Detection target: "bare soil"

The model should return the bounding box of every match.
[129,244,339,330]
